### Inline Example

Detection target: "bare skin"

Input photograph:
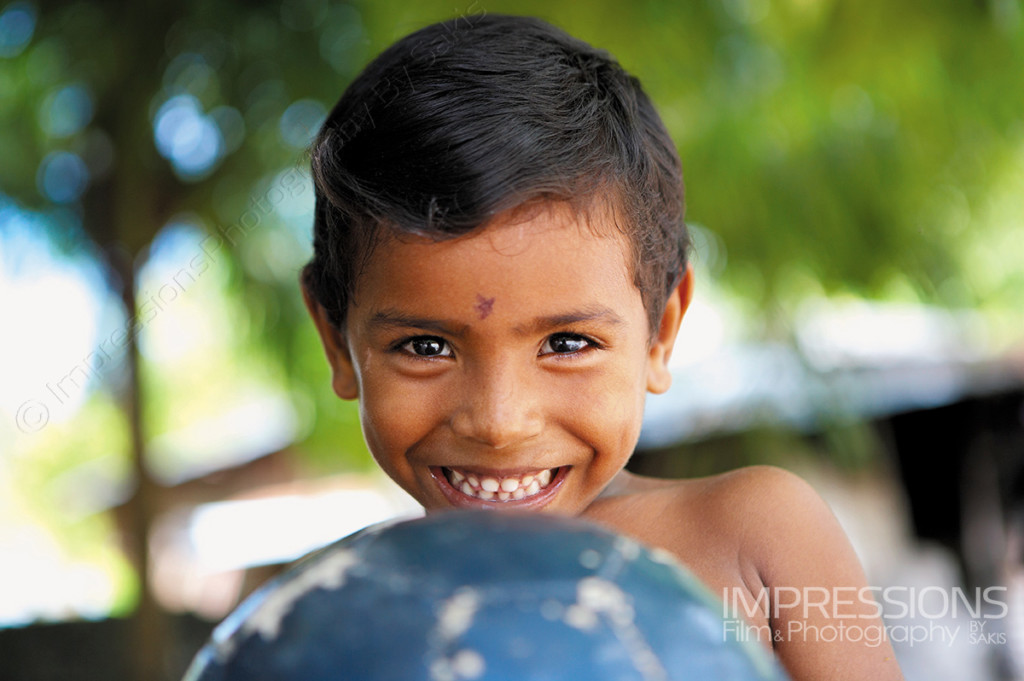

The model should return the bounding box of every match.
[587,468,903,679]
[304,201,904,680]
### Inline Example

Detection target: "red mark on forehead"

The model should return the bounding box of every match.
[473,294,495,320]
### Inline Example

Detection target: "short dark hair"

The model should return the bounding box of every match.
[303,14,689,334]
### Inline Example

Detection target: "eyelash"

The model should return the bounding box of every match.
[392,333,602,359]
[540,333,600,357]
[395,336,452,359]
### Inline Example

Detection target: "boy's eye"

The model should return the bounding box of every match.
[540,333,591,355]
[401,337,452,357]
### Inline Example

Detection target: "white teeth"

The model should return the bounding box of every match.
[444,467,558,502]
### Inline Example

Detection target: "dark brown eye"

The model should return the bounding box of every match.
[542,334,589,355]
[402,337,451,357]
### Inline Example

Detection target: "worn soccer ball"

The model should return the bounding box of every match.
[184,510,786,680]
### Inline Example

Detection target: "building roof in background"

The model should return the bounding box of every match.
[641,300,1024,447]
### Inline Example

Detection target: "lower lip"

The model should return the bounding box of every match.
[428,466,569,510]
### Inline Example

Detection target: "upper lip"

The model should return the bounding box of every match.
[433,464,561,476]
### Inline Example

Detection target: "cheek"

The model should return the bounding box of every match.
[563,362,647,453]
[358,372,442,461]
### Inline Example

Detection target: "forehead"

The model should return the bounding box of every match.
[350,202,642,318]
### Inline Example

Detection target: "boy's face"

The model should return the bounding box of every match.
[306,202,687,516]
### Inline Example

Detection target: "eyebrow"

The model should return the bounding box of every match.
[513,306,625,335]
[366,305,625,337]
[367,310,471,337]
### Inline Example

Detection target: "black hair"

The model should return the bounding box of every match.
[303,13,689,334]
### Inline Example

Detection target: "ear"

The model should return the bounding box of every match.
[646,263,694,395]
[301,284,359,400]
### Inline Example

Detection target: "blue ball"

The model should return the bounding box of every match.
[184,511,787,680]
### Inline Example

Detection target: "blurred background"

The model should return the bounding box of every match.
[0,0,1022,679]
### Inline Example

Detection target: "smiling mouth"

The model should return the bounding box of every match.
[438,466,562,503]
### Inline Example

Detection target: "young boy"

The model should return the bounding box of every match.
[301,14,903,680]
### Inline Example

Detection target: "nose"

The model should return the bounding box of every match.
[449,361,543,449]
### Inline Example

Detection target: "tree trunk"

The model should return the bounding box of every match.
[110,245,170,681]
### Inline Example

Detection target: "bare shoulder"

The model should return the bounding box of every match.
[588,464,858,586]
[623,465,826,531]
[698,465,831,528]
[698,463,820,503]
[586,466,825,576]
[686,466,856,575]
[593,465,834,535]
[703,467,904,680]
[590,467,905,680]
